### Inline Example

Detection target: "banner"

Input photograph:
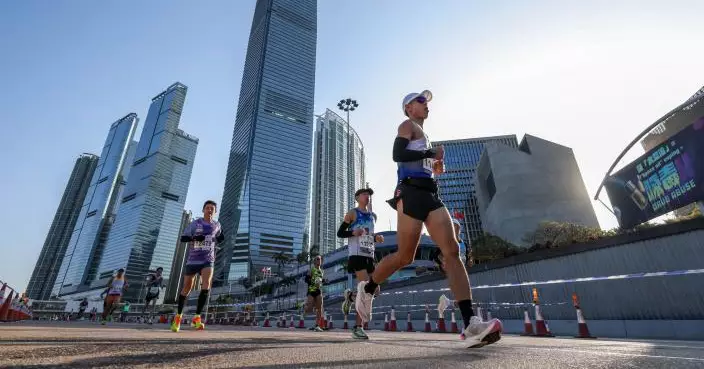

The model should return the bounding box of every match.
[605,117,704,228]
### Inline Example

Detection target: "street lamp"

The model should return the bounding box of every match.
[337,98,359,238]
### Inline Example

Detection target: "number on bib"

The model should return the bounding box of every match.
[423,158,434,172]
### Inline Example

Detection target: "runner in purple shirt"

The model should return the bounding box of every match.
[171,200,225,332]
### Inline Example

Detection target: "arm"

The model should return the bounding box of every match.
[392,121,439,162]
[180,220,195,242]
[216,228,225,243]
[336,210,357,238]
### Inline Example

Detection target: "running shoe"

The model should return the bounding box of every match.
[313,325,324,332]
[354,281,374,323]
[463,316,502,348]
[171,314,182,332]
[191,314,205,331]
[352,326,369,340]
[341,288,352,315]
[438,294,451,313]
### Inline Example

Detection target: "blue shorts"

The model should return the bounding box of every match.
[184,262,214,276]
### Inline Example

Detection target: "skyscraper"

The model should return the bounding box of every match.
[52,114,138,297]
[96,82,198,301]
[217,0,317,283]
[311,109,365,255]
[26,154,99,300]
[432,135,519,243]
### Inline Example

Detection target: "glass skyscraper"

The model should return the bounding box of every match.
[27,154,99,300]
[52,114,138,297]
[432,135,518,243]
[311,109,365,255]
[217,0,317,283]
[97,82,198,301]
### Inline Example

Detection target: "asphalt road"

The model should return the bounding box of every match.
[1,321,704,368]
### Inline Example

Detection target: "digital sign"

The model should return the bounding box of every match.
[605,117,704,228]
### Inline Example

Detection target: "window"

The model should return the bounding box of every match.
[86,210,97,218]
[170,155,188,165]
[161,192,180,202]
[133,157,147,166]
[122,193,137,203]
[97,176,108,184]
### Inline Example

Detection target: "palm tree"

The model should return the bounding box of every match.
[271,251,291,277]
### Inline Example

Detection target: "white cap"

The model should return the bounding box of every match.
[402,90,433,115]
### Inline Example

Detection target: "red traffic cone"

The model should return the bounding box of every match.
[450,311,459,333]
[436,312,446,333]
[424,312,432,332]
[521,309,534,336]
[263,312,271,327]
[406,311,414,332]
[298,312,305,329]
[328,314,334,330]
[389,307,397,331]
[323,312,328,329]
[534,305,555,337]
[575,307,596,338]
[343,313,349,330]
[384,313,389,331]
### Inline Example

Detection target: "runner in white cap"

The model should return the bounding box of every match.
[354,90,503,348]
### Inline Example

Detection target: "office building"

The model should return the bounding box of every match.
[432,136,519,243]
[96,82,198,301]
[217,0,317,283]
[475,134,599,246]
[164,210,193,303]
[26,154,99,300]
[311,109,365,255]
[52,114,138,297]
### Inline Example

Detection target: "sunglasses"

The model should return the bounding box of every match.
[414,96,428,104]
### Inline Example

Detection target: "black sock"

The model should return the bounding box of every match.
[364,278,378,294]
[458,299,474,329]
[196,289,210,315]
[177,294,187,315]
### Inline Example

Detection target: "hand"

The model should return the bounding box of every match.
[194,235,206,242]
[375,234,384,243]
[352,229,365,237]
[433,145,444,160]
[432,160,445,175]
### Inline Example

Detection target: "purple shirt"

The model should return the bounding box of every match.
[182,218,222,265]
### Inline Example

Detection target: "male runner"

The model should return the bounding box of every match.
[171,200,224,332]
[338,187,383,339]
[355,90,503,348]
[143,267,164,324]
[304,255,325,332]
[434,218,469,273]
[101,268,128,324]
[78,298,88,320]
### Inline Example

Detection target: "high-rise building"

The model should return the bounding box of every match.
[432,135,519,243]
[311,109,365,255]
[52,114,138,297]
[217,0,317,283]
[475,134,599,246]
[164,210,193,303]
[96,82,198,301]
[26,154,99,300]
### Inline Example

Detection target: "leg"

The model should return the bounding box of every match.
[195,267,213,316]
[314,295,324,328]
[178,274,196,315]
[370,200,423,284]
[304,295,314,315]
[354,270,369,327]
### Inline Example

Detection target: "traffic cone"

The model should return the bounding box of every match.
[343,313,349,330]
[437,312,446,333]
[406,311,414,332]
[298,312,305,328]
[290,313,295,328]
[534,304,555,337]
[384,313,389,331]
[0,291,13,321]
[389,307,397,331]
[521,309,534,336]
[264,312,271,327]
[450,311,458,333]
[328,314,334,330]
[424,312,431,332]
[575,306,596,339]
[323,311,328,329]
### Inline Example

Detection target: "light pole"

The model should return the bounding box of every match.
[337,98,359,235]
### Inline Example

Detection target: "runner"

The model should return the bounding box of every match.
[339,187,383,339]
[78,298,88,320]
[354,90,503,348]
[120,301,131,322]
[143,267,164,324]
[433,218,469,273]
[101,268,128,325]
[171,200,224,332]
[304,255,325,332]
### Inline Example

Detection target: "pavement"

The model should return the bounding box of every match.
[2,321,704,368]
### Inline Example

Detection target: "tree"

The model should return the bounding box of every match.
[309,244,320,258]
[472,233,521,263]
[296,251,309,265]
[523,221,603,248]
[271,251,291,276]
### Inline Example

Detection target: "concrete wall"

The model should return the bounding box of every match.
[475,134,599,246]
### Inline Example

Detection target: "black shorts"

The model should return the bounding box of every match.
[307,289,322,298]
[145,292,159,301]
[184,262,214,276]
[347,255,375,274]
[386,178,445,221]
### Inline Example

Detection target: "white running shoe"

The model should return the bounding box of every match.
[463,316,502,348]
[354,281,374,323]
[438,294,451,313]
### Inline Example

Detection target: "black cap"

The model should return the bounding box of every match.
[355,188,374,198]
[117,268,125,273]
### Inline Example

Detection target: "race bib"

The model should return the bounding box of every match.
[423,158,434,172]
[359,235,374,254]
[194,235,214,249]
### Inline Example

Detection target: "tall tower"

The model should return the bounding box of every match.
[26,154,98,300]
[217,0,317,283]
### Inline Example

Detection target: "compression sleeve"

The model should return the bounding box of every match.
[392,137,436,162]
[216,230,225,243]
[337,221,354,238]
[180,235,193,242]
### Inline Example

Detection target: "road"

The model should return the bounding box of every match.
[1,321,703,368]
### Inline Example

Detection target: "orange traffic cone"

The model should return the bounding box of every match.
[573,294,596,339]
[534,304,555,337]
[520,309,534,336]
[406,311,413,332]
[263,312,271,327]
[389,307,397,331]
[384,313,389,331]
[424,312,431,332]
[323,311,328,329]
[450,311,459,333]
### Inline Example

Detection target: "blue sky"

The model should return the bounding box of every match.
[2,0,703,292]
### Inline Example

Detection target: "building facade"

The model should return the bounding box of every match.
[164,210,193,303]
[475,134,600,246]
[26,154,99,300]
[432,135,518,243]
[311,109,365,255]
[96,82,198,301]
[52,114,139,297]
[217,0,317,284]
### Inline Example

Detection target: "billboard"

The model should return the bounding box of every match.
[605,116,704,228]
